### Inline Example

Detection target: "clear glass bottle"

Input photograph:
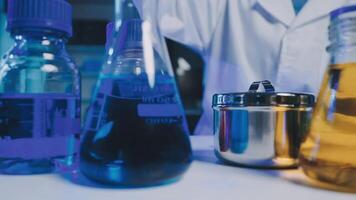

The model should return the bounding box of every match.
[79,3,192,186]
[300,6,356,191]
[0,0,80,174]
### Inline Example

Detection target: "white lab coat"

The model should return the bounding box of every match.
[136,0,354,134]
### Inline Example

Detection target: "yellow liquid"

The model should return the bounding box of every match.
[300,63,356,191]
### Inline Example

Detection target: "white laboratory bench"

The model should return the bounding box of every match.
[0,136,355,200]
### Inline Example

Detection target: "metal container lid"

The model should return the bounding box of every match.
[212,80,315,107]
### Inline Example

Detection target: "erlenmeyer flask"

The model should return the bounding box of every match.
[79,10,192,185]
[300,6,356,191]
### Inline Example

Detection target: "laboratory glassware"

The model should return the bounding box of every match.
[0,0,80,174]
[300,5,356,191]
[79,11,192,185]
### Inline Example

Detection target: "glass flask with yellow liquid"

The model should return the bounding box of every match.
[299,6,356,191]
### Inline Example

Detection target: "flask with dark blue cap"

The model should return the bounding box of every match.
[0,0,80,174]
[79,15,192,185]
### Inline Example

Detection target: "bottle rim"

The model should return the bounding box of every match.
[331,5,356,20]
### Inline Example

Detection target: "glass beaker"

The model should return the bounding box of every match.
[300,6,356,191]
[79,3,192,186]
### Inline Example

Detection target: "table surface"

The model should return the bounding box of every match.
[0,136,355,200]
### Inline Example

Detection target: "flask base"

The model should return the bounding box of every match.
[300,156,356,192]
[79,159,191,187]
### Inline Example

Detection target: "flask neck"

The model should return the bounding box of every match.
[328,18,356,64]
[10,28,68,54]
[115,0,140,28]
[117,48,143,58]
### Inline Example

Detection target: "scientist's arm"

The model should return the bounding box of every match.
[134,0,226,52]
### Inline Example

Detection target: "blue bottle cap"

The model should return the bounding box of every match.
[6,0,73,37]
[330,5,356,20]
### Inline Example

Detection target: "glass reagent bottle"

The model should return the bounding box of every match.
[300,6,356,191]
[0,0,80,174]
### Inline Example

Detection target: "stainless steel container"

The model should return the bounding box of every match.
[213,80,314,168]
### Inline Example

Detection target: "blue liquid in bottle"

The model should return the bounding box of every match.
[0,94,80,174]
[80,19,192,186]
[0,0,80,174]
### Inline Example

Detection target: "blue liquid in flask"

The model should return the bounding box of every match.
[80,73,192,186]
[0,94,80,174]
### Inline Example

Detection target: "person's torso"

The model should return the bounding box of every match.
[195,0,349,134]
